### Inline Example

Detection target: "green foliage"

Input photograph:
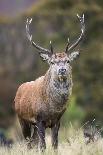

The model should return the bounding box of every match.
[62,96,86,125]
[0,0,103,127]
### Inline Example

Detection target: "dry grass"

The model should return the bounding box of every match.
[0,126,103,155]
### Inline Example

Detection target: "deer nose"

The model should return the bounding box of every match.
[58,68,66,75]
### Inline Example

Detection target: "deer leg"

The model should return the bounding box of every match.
[51,121,60,149]
[36,121,46,151]
[18,117,32,149]
[31,124,39,149]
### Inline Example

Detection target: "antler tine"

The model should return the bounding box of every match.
[66,14,85,53]
[50,41,53,54]
[26,18,51,54]
[65,37,70,53]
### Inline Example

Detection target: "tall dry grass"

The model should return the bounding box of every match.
[0,125,103,155]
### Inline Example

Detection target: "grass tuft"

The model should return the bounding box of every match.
[0,126,103,155]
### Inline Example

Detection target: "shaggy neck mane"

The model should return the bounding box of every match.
[44,68,72,90]
[43,68,73,106]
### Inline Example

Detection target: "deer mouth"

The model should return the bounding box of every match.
[58,74,67,82]
[54,77,69,89]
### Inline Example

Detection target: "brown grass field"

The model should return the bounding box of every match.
[0,124,103,155]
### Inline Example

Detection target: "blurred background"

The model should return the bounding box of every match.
[0,0,103,138]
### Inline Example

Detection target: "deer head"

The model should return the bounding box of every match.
[26,14,85,83]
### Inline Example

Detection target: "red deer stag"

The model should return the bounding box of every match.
[14,14,85,150]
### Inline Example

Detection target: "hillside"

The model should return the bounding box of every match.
[0,0,39,18]
[0,0,103,128]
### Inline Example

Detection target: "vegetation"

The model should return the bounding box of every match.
[0,0,103,129]
[0,127,103,155]
[0,1,103,154]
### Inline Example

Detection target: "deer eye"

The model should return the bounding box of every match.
[51,61,55,65]
[67,60,70,63]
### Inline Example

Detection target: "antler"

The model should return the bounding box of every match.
[26,18,53,55]
[65,14,85,53]
[65,37,70,53]
[50,40,53,55]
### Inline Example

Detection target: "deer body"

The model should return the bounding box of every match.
[15,58,72,128]
[14,14,85,150]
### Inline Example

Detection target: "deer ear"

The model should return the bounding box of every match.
[40,53,50,61]
[69,51,80,62]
